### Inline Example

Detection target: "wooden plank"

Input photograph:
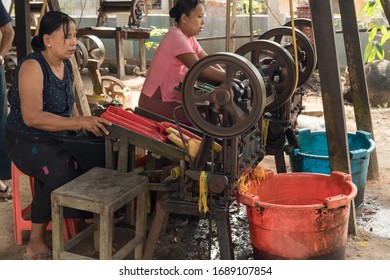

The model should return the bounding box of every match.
[107,124,186,162]
[14,0,31,61]
[118,135,129,172]
[135,191,147,259]
[113,235,144,260]
[70,56,92,116]
[115,28,125,79]
[51,196,64,260]
[47,0,61,11]
[87,59,104,95]
[105,136,115,169]
[139,38,146,71]
[99,207,114,259]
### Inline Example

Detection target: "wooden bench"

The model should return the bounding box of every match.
[51,167,148,260]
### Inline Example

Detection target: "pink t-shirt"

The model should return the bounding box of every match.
[141,26,203,103]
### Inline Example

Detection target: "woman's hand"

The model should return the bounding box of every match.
[78,116,112,137]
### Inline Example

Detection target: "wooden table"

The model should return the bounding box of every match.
[77,26,151,79]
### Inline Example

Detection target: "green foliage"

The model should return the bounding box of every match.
[145,26,168,51]
[237,0,267,15]
[359,0,390,63]
[234,0,266,15]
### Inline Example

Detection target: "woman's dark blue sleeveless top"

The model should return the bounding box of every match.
[6,52,75,138]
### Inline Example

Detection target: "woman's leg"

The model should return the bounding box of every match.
[5,131,82,257]
[24,222,51,259]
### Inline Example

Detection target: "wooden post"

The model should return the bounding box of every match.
[339,0,379,180]
[47,0,60,11]
[70,56,92,116]
[139,38,146,71]
[14,0,31,61]
[115,28,125,79]
[87,59,104,96]
[308,0,357,235]
[226,0,231,52]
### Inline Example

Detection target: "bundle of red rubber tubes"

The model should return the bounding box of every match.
[101,106,202,144]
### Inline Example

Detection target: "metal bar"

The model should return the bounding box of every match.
[308,0,351,175]
[197,34,261,41]
[338,0,379,180]
[335,26,390,34]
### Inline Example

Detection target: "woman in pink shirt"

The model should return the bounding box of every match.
[138,0,225,124]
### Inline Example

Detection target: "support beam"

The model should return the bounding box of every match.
[15,0,31,62]
[309,0,351,175]
[338,0,379,180]
[47,0,60,11]
[308,0,356,235]
[249,0,253,41]
[226,0,231,52]
[70,57,92,116]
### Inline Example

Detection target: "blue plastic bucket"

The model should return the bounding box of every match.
[288,129,375,207]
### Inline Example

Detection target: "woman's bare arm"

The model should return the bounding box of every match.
[18,59,110,136]
[177,52,226,83]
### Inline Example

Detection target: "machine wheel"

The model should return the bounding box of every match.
[101,75,127,102]
[74,40,89,70]
[235,40,297,112]
[132,0,148,26]
[182,52,266,138]
[78,35,106,67]
[259,26,316,87]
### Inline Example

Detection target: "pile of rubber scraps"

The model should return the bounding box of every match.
[101,106,222,160]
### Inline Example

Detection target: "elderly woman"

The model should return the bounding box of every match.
[5,11,111,260]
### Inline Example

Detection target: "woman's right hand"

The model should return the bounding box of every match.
[78,116,112,137]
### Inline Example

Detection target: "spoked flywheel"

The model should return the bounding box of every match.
[182,52,266,138]
[131,0,148,26]
[284,18,317,69]
[284,18,315,46]
[74,40,89,70]
[235,39,296,112]
[78,35,106,67]
[259,26,317,87]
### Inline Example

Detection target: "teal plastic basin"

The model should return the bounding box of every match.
[288,129,375,207]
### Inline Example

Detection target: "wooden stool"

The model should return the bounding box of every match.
[51,167,148,260]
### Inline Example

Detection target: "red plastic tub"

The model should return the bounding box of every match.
[238,170,357,259]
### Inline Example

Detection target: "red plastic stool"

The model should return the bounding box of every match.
[11,163,77,245]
